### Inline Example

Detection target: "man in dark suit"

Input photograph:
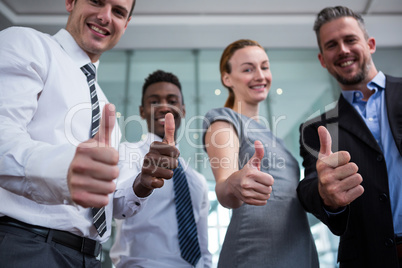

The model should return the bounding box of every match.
[298,6,402,268]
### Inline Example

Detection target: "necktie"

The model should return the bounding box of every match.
[81,63,107,237]
[173,161,201,266]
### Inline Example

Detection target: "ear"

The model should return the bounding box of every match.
[318,53,326,68]
[124,16,132,30]
[181,104,186,118]
[222,73,232,88]
[368,37,376,55]
[139,106,145,119]
[65,0,75,13]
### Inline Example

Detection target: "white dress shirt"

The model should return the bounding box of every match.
[111,133,212,268]
[0,27,145,242]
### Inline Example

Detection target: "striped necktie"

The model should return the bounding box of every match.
[80,63,107,237]
[173,161,201,266]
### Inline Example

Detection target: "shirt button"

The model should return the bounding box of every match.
[368,117,374,121]
[377,155,384,161]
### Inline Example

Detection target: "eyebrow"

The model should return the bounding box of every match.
[240,60,269,66]
[98,0,129,18]
[106,0,128,16]
[146,94,180,99]
[116,5,129,16]
[323,34,359,47]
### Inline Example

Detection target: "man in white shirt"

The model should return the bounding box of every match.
[110,70,212,268]
[0,1,179,267]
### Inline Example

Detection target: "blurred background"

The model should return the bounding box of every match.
[1,0,401,267]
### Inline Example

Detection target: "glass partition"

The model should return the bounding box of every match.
[98,46,402,268]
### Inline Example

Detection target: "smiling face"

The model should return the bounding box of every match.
[140,82,185,140]
[222,46,272,107]
[65,0,133,62]
[317,16,377,88]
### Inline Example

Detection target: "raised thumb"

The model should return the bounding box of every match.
[163,113,176,146]
[318,126,332,158]
[94,103,116,147]
[249,140,264,170]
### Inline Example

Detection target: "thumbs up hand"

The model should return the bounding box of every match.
[68,103,119,208]
[162,113,176,146]
[133,113,180,197]
[228,140,274,206]
[316,126,364,211]
[248,140,265,171]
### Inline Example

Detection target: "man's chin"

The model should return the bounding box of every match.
[336,73,365,86]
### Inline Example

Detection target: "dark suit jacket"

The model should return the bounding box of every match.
[297,75,402,268]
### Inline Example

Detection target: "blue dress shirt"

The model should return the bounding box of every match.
[342,71,402,235]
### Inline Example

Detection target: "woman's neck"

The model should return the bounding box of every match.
[232,101,260,121]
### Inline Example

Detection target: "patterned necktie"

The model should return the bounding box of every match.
[81,63,106,237]
[173,161,201,266]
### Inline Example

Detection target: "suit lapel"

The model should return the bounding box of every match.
[385,76,402,155]
[336,95,383,154]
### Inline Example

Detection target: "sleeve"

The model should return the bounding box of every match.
[112,142,149,219]
[0,27,75,204]
[198,178,212,267]
[297,120,349,236]
[202,108,242,150]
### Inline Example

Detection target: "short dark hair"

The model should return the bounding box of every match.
[141,70,183,106]
[314,6,368,52]
[128,0,136,17]
[74,0,136,18]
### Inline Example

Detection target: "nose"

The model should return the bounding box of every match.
[254,68,264,81]
[97,5,112,25]
[154,100,172,113]
[338,42,351,54]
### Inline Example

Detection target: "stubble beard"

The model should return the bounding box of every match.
[335,58,370,86]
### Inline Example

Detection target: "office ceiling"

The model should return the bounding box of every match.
[1,0,401,49]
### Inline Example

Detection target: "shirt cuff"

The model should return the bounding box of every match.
[324,206,347,217]
[113,185,151,219]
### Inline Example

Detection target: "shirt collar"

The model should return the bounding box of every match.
[368,71,386,90]
[341,71,386,103]
[144,132,162,143]
[52,28,100,71]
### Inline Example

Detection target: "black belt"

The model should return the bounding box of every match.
[0,216,101,257]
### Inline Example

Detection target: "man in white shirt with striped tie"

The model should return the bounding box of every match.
[110,70,211,268]
[0,0,178,267]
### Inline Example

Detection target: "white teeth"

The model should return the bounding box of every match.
[90,25,107,35]
[251,85,265,89]
[158,118,165,122]
[340,60,354,67]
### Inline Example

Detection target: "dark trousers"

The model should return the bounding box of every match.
[0,224,101,268]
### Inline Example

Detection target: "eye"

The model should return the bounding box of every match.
[89,0,100,5]
[346,38,357,43]
[168,97,179,105]
[325,42,336,50]
[113,8,127,18]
